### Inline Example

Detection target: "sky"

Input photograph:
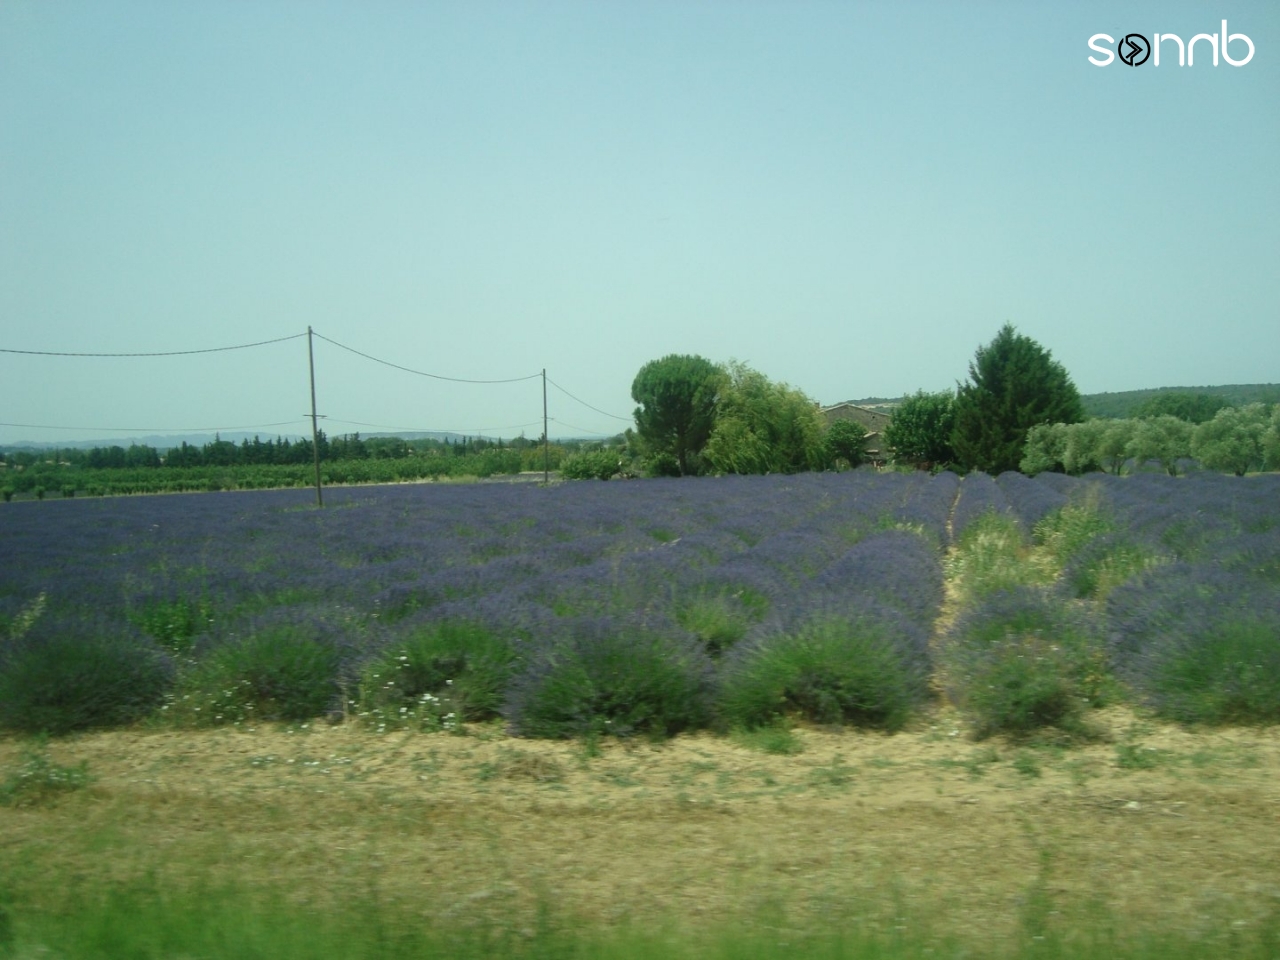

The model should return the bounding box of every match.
[2,1,1277,444]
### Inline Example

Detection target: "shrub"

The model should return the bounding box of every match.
[1108,565,1280,726]
[717,616,928,732]
[944,587,1108,738]
[559,450,623,481]
[169,626,342,725]
[1060,533,1164,600]
[504,618,714,740]
[1143,617,1280,725]
[674,586,768,657]
[0,616,174,735]
[355,621,517,730]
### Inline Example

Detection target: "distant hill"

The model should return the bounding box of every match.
[0,430,463,453]
[841,385,1278,421]
[1080,384,1280,419]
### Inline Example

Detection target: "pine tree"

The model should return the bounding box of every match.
[952,325,1085,474]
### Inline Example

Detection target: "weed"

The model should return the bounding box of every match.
[0,737,93,808]
[1012,750,1042,778]
[1115,744,1170,771]
[731,722,804,756]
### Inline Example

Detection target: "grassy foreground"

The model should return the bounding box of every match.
[3,709,1280,958]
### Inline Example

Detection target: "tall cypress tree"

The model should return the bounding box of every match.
[952,324,1085,474]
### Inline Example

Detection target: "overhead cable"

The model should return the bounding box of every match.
[313,332,541,384]
[0,333,307,358]
[546,377,632,422]
[549,417,615,437]
[323,417,544,435]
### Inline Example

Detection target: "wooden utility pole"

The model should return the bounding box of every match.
[307,326,323,507]
[542,368,549,484]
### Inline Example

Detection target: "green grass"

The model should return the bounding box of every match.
[2,878,1278,960]
[731,722,805,755]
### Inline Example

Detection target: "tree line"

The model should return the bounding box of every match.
[622,326,1278,480]
[0,431,548,471]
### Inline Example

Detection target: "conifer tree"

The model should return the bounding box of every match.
[952,325,1084,474]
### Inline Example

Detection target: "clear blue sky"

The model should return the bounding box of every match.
[2,1,1277,443]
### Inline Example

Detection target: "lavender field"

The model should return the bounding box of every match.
[2,468,1278,738]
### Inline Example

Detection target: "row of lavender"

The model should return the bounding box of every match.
[0,471,956,735]
[948,469,1280,726]
[2,467,1276,736]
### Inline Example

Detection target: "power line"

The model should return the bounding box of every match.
[549,417,615,437]
[0,333,307,358]
[0,419,305,434]
[545,376,632,422]
[323,417,544,435]
[313,332,541,384]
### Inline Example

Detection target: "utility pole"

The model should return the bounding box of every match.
[542,368,549,484]
[307,326,323,507]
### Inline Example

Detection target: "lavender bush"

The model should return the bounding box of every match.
[1107,563,1280,724]
[2,467,1274,736]
[502,616,715,740]
[0,613,174,734]
[944,586,1109,737]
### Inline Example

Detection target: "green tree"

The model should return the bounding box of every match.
[1192,404,1269,476]
[631,355,722,476]
[883,390,955,468]
[823,419,868,469]
[1021,422,1068,475]
[952,325,1085,474]
[1265,406,1280,471]
[1130,415,1194,476]
[702,361,826,475]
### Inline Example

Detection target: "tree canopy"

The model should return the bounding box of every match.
[883,390,956,468]
[952,325,1085,474]
[630,354,722,476]
[702,361,827,475]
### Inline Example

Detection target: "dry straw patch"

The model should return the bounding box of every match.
[3,710,1279,948]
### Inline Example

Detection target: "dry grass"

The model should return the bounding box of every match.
[3,708,1279,949]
